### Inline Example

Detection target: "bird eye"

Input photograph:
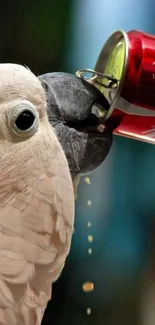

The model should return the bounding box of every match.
[15,110,35,131]
[9,101,39,139]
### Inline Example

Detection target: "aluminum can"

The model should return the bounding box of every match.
[93,30,155,144]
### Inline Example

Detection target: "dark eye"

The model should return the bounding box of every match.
[15,110,35,130]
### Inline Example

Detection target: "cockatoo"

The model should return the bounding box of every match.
[39,72,113,193]
[0,64,74,325]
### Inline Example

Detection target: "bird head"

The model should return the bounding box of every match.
[39,72,112,182]
[0,65,74,206]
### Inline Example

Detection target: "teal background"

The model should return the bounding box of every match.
[1,1,155,324]
[62,2,155,324]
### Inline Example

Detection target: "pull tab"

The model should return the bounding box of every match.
[76,68,119,89]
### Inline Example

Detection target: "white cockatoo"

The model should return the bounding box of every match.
[0,64,74,325]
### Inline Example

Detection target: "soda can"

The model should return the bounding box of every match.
[77,30,155,144]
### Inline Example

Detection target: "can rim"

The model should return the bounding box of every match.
[94,29,129,121]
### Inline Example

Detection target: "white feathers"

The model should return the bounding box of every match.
[0,64,75,325]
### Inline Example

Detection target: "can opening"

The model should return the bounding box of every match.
[95,37,125,104]
[76,30,127,121]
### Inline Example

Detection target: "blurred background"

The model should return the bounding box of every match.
[2,0,155,324]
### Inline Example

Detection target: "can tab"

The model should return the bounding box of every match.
[76,69,119,89]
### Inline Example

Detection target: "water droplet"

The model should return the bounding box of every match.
[88,235,93,242]
[87,222,92,227]
[85,177,91,184]
[82,282,94,292]
[86,308,92,315]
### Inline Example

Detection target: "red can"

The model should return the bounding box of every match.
[82,30,155,144]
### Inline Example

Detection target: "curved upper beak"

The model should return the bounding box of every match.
[39,72,111,125]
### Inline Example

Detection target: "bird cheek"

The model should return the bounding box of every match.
[0,118,9,140]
